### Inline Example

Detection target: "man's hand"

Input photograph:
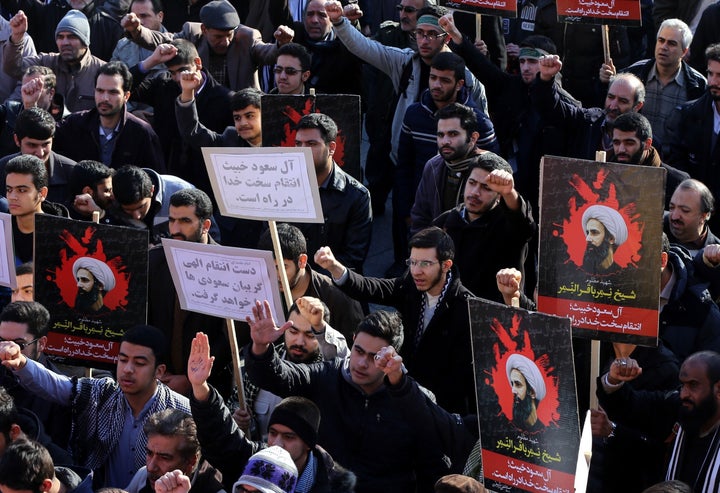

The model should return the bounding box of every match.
[607,357,642,384]
[145,43,178,69]
[21,77,43,109]
[247,300,292,355]
[590,407,614,437]
[154,470,191,493]
[73,193,103,217]
[704,244,720,267]
[314,246,346,279]
[343,2,363,21]
[187,332,215,401]
[506,43,520,59]
[274,25,294,45]
[232,407,252,430]
[374,346,403,385]
[496,268,522,306]
[178,70,202,103]
[598,57,616,84]
[9,11,27,44]
[438,13,462,45]
[474,39,488,56]
[122,12,142,36]
[296,296,325,331]
[324,0,344,23]
[538,55,562,82]
[485,169,515,196]
[0,341,27,371]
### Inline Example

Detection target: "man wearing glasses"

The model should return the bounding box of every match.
[0,301,72,452]
[314,226,476,415]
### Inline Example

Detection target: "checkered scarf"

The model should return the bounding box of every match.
[70,377,190,471]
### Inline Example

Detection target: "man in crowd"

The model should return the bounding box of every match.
[112,0,168,77]
[432,153,535,303]
[125,409,224,493]
[256,223,364,339]
[506,353,546,432]
[314,227,475,415]
[66,160,115,221]
[11,263,33,302]
[665,179,720,255]
[294,113,372,273]
[581,205,629,274]
[270,42,310,94]
[0,325,190,487]
[609,112,689,209]
[53,62,166,173]
[3,9,104,112]
[72,257,116,314]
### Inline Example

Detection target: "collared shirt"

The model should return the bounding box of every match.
[643,64,686,144]
[107,395,158,487]
[660,267,677,312]
[99,122,121,165]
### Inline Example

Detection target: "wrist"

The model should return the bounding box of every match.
[331,17,344,26]
[310,322,325,335]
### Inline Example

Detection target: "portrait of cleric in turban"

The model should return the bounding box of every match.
[581,205,629,275]
[506,354,547,433]
[72,257,117,314]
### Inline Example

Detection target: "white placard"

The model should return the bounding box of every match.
[162,239,285,323]
[0,212,16,288]
[202,147,323,223]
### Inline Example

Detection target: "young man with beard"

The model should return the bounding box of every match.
[598,350,720,492]
[66,160,115,221]
[432,153,535,303]
[580,205,629,274]
[314,226,475,415]
[506,354,546,433]
[257,223,364,339]
[0,325,190,488]
[410,103,486,235]
[147,189,232,398]
[610,112,689,209]
[71,257,116,314]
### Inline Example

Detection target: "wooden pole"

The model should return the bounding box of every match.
[269,220,293,309]
[226,318,246,415]
[601,25,611,64]
[474,14,482,43]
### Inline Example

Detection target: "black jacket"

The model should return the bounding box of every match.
[622,58,707,103]
[336,267,476,415]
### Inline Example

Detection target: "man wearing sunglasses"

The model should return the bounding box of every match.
[270,43,311,95]
[0,302,72,453]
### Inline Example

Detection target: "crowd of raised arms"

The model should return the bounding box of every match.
[0,0,717,491]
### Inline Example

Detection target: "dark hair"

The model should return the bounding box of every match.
[112,165,153,205]
[68,160,114,198]
[96,61,133,93]
[611,112,653,142]
[23,66,56,92]
[685,350,720,384]
[675,178,715,216]
[641,480,693,493]
[230,88,262,111]
[355,310,404,350]
[15,107,55,141]
[5,155,48,191]
[468,151,513,175]
[0,439,54,491]
[415,4,448,19]
[121,325,168,367]
[15,262,33,277]
[296,113,337,143]
[167,39,200,67]
[129,0,164,15]
[0,302,50,338]
[288,300,330,324]
[0,387,18,439]
[144,409,199,462]
[277,43,311,72]
[170,189,213,221]
[706,43,720,64]
[257,223,307,261]
[435,103,478,136]
[408,226,455,262]
[519,34,557,55]
[431,52,465,82]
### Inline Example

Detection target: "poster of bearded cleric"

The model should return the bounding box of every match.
[537,156,664,346]
[33,215,148,367]
[470,299,580,493]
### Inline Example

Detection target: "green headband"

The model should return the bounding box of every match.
[518,47,550,59]
[416,14,444,30]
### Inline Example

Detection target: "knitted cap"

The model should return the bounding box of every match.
[55,10,90,47]
[233,446,298,493]
[200,0,240,30]
[268,396,320,448]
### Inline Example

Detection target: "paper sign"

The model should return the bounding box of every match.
[440,0,518,17]
[0,213,15,288]
[556,0,642,26]
[162,239,284,323]
[202,147,323,223]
